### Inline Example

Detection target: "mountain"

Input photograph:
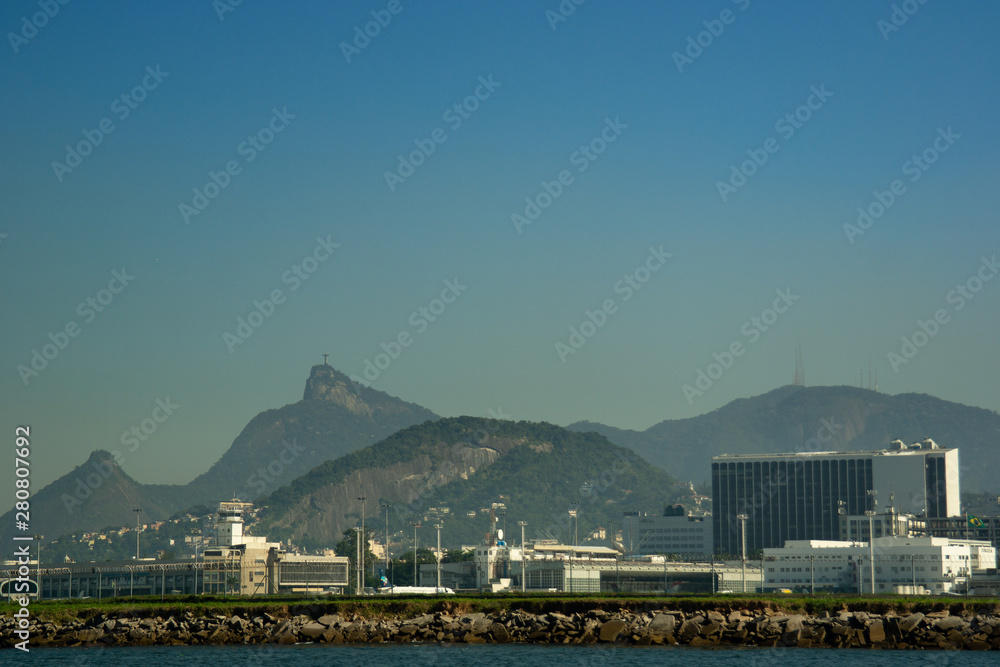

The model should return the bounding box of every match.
[0,450,178,549]
[1,364,438,544]
[568,385,1000,493]
[252,417,690,550]
[177,364,438,507]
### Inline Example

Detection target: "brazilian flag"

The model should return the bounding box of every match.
[968,515,985,528]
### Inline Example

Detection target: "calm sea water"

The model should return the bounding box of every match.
[14,644,990,667]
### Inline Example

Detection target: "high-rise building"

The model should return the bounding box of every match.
[711,440,959,556]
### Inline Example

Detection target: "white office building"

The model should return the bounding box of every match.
[621,511,713,557]
[763,536,996,595]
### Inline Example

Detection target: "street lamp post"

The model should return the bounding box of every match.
[518,521,527,593]
[737,514,748,594]
[810,553,815,594]
[865,490,877,594]
[380,502,391,586]
[410,520,420,586]
[837,500,847,541]
[357,496,367,593]
[354,527,362,595]
[133,508,142,559]
[435,523,443,591]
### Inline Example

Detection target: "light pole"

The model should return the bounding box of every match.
[810,553,815,594]
[354,527,362,595]
[837,500,847,541]
[410,520,420,586]
[568,507,579,546]
[566,508,577,592]
[737,514,748,594]
[357,496,367,592]
[380,502,391,586]
[435,523,443,591]
[133,508,142,559]
[865,490,877,594]
[518,521,527,593]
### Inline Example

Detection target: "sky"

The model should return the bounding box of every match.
[2,1,998,491]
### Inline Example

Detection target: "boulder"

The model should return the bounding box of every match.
[933,616,965,632]
[599,620,627,642]
[900,612,925,632]
[700,621,722,637]
[299,622,327,639]
[678,619,701,641]
[647,614,676,636]
[868,621,886,644]
[490,623,511,643]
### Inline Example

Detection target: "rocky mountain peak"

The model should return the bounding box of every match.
[302,364,373,417]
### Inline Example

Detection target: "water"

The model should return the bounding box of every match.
[14,644,989,667]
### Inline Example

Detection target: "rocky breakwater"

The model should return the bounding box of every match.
[3,606,1000,649]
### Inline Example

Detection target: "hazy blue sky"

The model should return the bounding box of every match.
[2,1,998,490]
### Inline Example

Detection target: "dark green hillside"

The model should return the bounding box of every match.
[252,418,689,550]
[423,427,687,546]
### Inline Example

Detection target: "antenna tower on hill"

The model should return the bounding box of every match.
[793,345,805,386]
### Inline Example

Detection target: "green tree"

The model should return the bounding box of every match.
[334,528,378,590]
[441,548,473,563]
[391,548,436,586]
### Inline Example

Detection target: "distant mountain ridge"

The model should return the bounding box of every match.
[568,385,1000,493]
[6,379,997,550]
[0,364,438,545]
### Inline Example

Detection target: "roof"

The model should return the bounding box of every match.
[531,544,618,555]
[713,447,951,461]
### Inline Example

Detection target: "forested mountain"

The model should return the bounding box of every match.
[252,417,690,550]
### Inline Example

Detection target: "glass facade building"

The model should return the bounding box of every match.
[711,444,959,556]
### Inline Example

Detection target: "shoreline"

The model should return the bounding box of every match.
[3,601,1000,649]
